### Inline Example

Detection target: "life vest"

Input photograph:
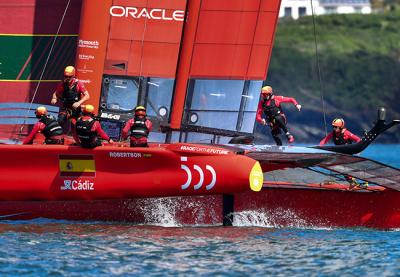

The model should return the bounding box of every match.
[39,115,63,137]
[61,79,79,108]
[333,130,353,145]
[76,117,97,146]
[130,116,149,139]
[262,98,282,119]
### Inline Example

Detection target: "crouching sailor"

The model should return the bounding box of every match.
[75,104,114,148]
[23,106,64,145]
[319,118,361,146]
[121,105,153,147]
[319,118,362,189]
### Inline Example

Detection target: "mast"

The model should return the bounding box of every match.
[74,0,112,112]
[170,0,201,129]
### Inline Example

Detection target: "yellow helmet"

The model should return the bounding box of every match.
[64,66,76,77]
[261,86,273,95]
[135,105,146,116]
[35,106,48,117]
[332,118,345,128]
[81,104,94,114]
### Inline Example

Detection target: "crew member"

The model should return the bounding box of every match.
[320,118,362,189]
[319,118,361,146]
[121,105,153,147]
[23,106,64,145]
[256,86,301,145]
[75,104,113,148]
[51,66,90,138]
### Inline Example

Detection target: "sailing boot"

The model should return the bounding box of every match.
[286,132,295,143]
[272,135,283,146]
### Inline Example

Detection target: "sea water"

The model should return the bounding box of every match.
[1,144,399,276]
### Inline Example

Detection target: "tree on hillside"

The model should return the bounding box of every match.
[371,0,400,11]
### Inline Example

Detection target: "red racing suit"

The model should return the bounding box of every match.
[54,78,90,128]
[121,116,153,147]
[75,115,111,148]
[23,115,64,145]
[54,78,89,110]
[256,95,299,124]
[319,129,361,146]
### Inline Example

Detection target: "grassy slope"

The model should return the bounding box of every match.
[258,12,400,144]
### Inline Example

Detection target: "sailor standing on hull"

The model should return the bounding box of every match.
[121,106,153,147]
[256,85,301,145]
[51,66,90,142]
[23,106,64,145]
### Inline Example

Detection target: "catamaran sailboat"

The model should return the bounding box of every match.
[0,0,399,229]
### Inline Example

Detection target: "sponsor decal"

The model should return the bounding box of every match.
[180,157,216,191]
[179,145,229,155]
[100,112,121,120]
[77,68,94,74]
[110,6,184,21]
[78,54,95,61]
[109,152,142,158]
[61,179,95,191]
[59,155,96,177]
[78,39,99,49]
[79,79,92,84]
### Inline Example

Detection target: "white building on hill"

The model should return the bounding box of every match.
[279,0,372,19]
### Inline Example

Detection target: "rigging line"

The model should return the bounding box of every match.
[310,0,328,136]
[19,0,71,135]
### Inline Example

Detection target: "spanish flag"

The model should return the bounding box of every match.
[59,155,96,177]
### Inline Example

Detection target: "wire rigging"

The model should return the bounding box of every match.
[310,0,328,136]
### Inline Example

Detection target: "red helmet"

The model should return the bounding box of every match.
[332,118,345,129]
[81,104,94,114]
[135,105,146,116]
[35,106,48,117]
[64,66,75,77]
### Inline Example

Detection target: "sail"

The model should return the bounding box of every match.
[0,1,282,143]
[75,0,282,143]
[0,0,81,139]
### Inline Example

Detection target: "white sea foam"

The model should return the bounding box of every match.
[139,198,180,227]
[232,209,333,230]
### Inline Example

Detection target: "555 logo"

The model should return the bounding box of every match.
[180,157,216,190]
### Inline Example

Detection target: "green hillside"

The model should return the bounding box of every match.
[259,11,400,144]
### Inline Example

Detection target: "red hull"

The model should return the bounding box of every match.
[0,143,263,201]
[236,186,400,229]
[0,142,399,229]
[1,186,400,229]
